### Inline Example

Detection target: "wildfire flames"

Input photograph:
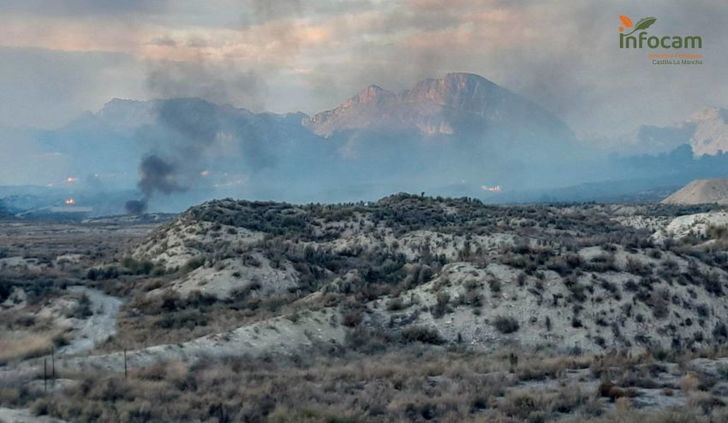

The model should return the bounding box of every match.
[64,198,76,206]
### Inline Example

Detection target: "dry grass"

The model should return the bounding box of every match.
[566,408,728,422]
[0,331,61,365]
[680,373,700,393]
[3,346,728,422]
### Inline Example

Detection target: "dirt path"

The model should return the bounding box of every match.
[57,308,345,372]
[0,307,343,388]
[58,286,122,356]
[0,286,121,387]
[0,407,66,423]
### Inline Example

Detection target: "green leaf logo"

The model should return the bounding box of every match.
[625,17,657,35]
[634,17,657,31]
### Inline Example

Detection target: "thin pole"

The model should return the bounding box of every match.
[51,346,55,385]
[124,349,128,380]
[43,358,47,392]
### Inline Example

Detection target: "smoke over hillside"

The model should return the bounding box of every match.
[12,72,727,215]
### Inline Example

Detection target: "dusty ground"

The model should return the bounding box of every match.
[0,218,157,394]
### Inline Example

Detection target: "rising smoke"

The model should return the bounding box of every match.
[124,199,147,214]
[125,154,186,214]
[138,154,185,197]
[125,99,219,214]
[124,0,310,214]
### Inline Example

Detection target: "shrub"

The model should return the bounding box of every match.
[647,289,669,319]
[121,257,154,275]
[717,364,728,380]
[488,279,501,294]
[69,294,92,319]
[432,292,451,318]
[183,256,206,273]
[493,316,519,334]
[386,297,406,311]
[342,310,363,327]
[400,326,445,345]
[597,381,636,402]
[712,322,728,341]
[500,393,537,420]
[626,258,651,276]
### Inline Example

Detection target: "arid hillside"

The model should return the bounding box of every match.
[117,195,728,355]
[662,179,728,205]
[3,196,728,422]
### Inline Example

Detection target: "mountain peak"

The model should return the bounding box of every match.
[97,98,156,131]
[449,72,494,89]
[349,85,396,106]
[304,72,571,140]
[402,72,500,110]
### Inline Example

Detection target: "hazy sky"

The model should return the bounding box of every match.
[0,0,725,138]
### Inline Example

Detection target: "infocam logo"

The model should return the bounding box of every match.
[618,16,702,49]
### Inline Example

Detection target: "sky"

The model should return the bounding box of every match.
[0,0,725,139]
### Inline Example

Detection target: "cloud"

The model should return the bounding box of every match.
[146,59,267,109]
[0,47,144,128]
[0,0,167,17]
[0,127,70,185]
[148,36,177,48]
[290,0,728,136]
[0,0,725,140]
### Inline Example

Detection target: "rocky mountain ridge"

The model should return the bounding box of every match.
[304,73,574,140]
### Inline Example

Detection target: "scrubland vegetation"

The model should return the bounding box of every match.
[6,346,728,422]
[2,195,728,421]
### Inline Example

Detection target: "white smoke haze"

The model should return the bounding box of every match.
[0,0,724,211]
[0,0,724,134]
[146,60,268,111]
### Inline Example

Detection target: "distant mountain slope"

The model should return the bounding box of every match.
[304,72,574,142]
[662,179,728,205]
[301,73,586,195]
[18,73,588,206]
[32,97,333,203]
[8,74,726,209]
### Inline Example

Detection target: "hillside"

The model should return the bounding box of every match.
[662,179,728,205]
[4,196,728,421]
[117,195,728,355]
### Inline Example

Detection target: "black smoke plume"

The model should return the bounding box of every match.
[123,0,310,214]
[125,199,147,214]
[138,154,186,197]
[125,154,186,214]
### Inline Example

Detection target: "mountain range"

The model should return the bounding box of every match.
[1,72,727,213]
